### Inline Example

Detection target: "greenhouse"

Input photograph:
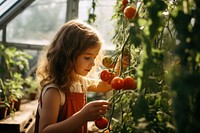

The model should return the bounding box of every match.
[0,0,200,133]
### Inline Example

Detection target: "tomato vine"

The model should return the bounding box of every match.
[89,0,200,132]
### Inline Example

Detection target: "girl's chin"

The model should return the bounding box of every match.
[80,72,89,76]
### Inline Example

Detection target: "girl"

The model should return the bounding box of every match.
[35,19,113,133]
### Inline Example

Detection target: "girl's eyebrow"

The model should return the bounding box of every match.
[83,52,94,55]
[83,52,98,58]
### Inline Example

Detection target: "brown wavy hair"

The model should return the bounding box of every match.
[36,19,103,91]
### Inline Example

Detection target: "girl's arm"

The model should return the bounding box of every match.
[39,88,109,133]
[87,79,113,93]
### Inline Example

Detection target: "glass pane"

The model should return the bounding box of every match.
[0,0,5,5]
[6,0,66,45]
[0,0,20,17]
[79,0,116,50]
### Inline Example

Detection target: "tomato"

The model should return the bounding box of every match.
[121,5,126,12]
[123,76,137,90]
[100,70,115,83]
[95,117,108,129]
[109,63,115,69]
[122,0,128,5]
[100,70,110,82]
[122,55,131,69]
[124,5,137,19]
[111,77,124,90]
[102,56,113,68]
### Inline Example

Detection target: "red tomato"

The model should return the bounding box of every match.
[122,0,128,5]
[121,5,126,12]
[100,70,115,83]
[123,76,137,90]
[111,77,124,90]
[124,5,137,19]
[95,117,108,129]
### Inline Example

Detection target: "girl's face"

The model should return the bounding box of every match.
[74,44,101,76]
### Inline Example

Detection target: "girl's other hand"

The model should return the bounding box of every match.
[80,100,109,122]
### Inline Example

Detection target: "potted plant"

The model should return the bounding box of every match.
[0,44,32,116]
[0,80,10,120]
[25,76,40,100]
[0,73,24,116]
[0,101,9,120]
[7,73,24,112]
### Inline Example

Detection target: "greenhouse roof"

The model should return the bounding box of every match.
[0,0,35,29]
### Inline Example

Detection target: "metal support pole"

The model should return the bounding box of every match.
[66,0,79,22]
[2,26,6,45]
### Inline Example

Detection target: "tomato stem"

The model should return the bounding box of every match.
[105,90,135,132]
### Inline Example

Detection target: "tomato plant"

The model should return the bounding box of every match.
[124,5,136,19]
[89,0,200,132]
[104,0,175,132]
[95,117,108,129]
[110,77,124,90]
[123,76,137,90]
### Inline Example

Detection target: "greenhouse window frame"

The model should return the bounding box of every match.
[0,0,35,29]
[0,0,79,50]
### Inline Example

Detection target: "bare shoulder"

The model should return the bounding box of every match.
[42,87,61,108]
[39,88,62,132]
[40,88,61,123]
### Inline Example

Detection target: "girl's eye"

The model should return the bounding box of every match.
[84,57,91,60]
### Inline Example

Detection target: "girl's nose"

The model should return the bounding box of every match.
[90,60,95,67]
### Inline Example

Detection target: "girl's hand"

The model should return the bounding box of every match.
[79,100,109,122]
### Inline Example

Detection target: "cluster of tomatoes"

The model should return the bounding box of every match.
[95,70,137,130]
[121,0,137,20]
[100,69,137,90]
